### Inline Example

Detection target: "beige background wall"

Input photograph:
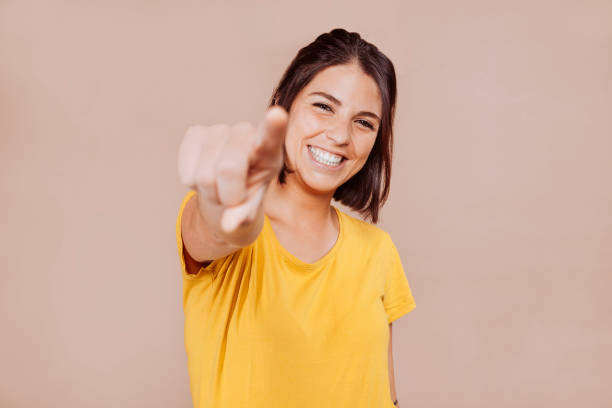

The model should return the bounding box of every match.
[1,1,611,407]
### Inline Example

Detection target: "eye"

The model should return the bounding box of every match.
[313,102,332,112]
[356,119,375,130]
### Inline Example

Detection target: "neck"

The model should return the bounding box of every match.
[264,174,336,229]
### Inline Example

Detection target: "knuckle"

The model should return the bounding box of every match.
[210,123,230,133]
[195,171,215,189]
[184,125,206,139]
[208,124,232,144]
[232,121,255,132]
[215,157,244,175]
[181,128,201,148]
[186,124,205,133]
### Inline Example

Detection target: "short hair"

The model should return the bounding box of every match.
[268,28,397,224]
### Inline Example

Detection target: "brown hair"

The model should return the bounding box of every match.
[269,28,397,224]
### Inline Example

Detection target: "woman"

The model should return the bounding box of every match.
[176,28,416,408]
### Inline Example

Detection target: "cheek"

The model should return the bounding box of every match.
[354,137,377,162]
[286,113,321,150]
[295,110,322,137]
[283,123,307,163]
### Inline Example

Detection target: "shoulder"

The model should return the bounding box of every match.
[335,206,392,246]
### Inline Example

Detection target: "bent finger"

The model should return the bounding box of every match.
[215,131,251,206]
[220,184,266,233]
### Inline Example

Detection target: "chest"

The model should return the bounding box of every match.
[184,230,390,357]
[270,221,339,264]
[241,255,389,351]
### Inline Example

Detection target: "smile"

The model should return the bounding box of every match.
[307,145,346,168]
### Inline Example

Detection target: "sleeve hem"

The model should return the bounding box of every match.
[385,300,416,324]
[182,255,219,281]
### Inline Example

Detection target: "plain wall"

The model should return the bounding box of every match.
[1,1,611,407]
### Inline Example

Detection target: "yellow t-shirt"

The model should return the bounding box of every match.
[175,189,416,408]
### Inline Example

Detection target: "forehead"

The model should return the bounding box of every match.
[300,63,382,115]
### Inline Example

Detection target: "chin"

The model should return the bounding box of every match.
[296,161,356,195]
[301,175,343,194]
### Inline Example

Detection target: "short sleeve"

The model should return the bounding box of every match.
[176,189,218,280]
[382,233,416,323]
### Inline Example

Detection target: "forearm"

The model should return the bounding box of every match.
[183,193,264,262]
[388,322,399,405]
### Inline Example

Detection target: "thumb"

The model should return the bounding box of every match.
[220,184,267,233]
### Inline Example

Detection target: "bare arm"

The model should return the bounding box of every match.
[389,322,399,406]
[181,190,263,265]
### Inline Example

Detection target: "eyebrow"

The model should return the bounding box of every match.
[308,91,381,123]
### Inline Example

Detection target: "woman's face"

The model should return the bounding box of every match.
[284,62,382,195]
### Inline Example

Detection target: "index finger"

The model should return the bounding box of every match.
[252,106,288,158]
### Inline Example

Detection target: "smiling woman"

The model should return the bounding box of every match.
[271,31,397,224]
[176,28,415,408]
[277,62,382,200]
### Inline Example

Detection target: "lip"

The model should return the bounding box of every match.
[307,145,347,159]
[306,145,347,170]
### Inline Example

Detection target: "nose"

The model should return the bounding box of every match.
[325,122,350,145]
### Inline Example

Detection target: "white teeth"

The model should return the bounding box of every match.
[308,146,343,166]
